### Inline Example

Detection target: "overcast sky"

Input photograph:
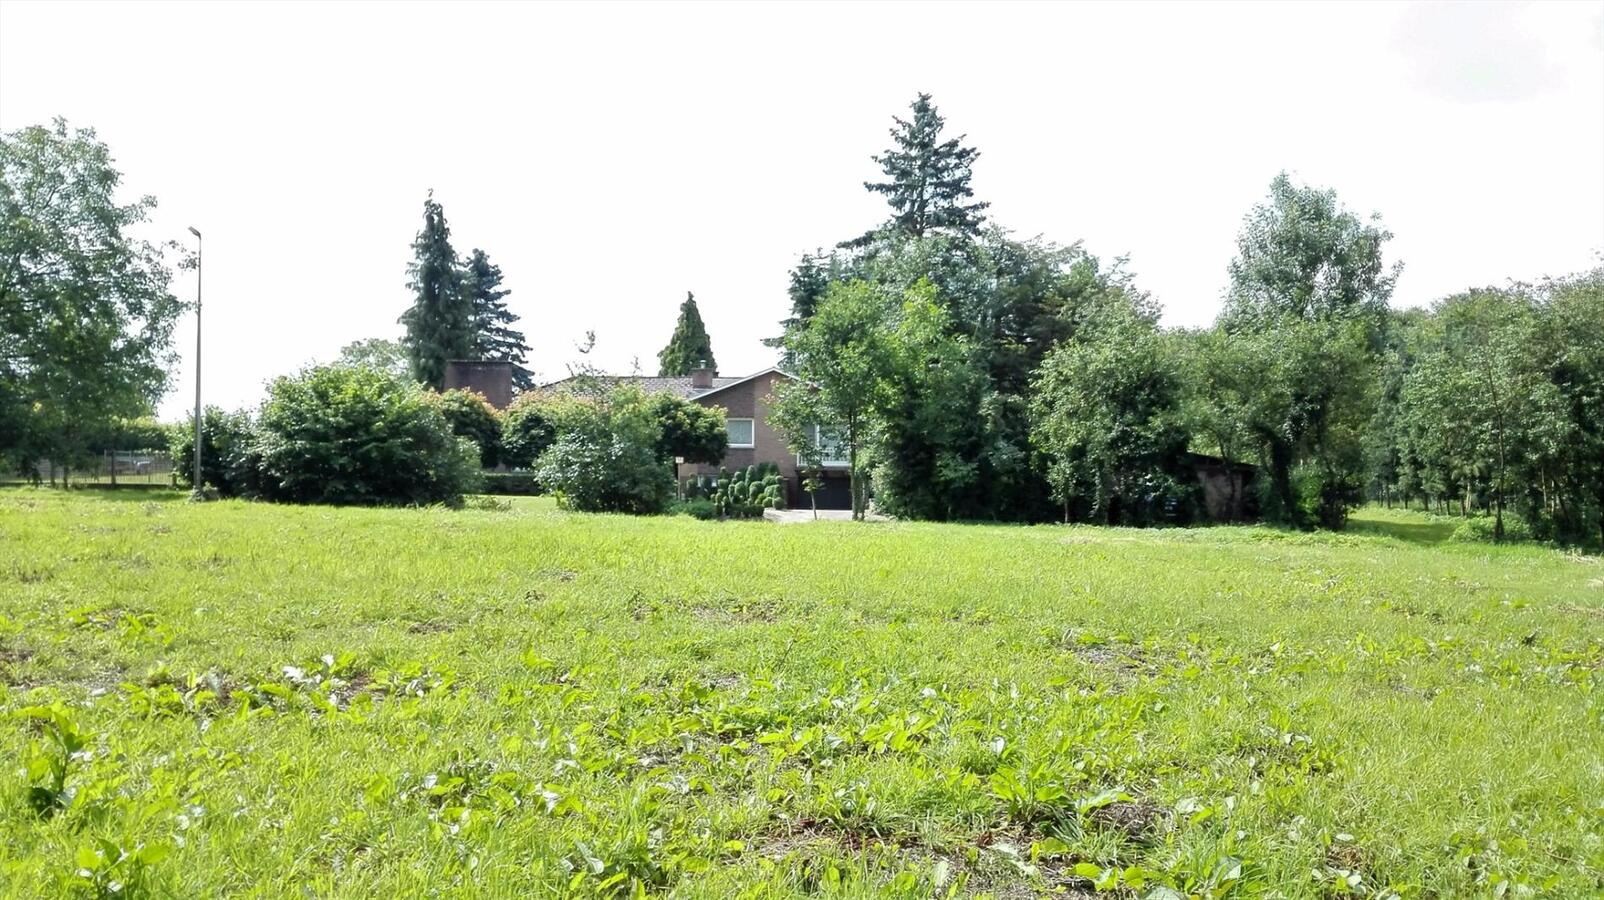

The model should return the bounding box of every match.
[2,1,1601,420]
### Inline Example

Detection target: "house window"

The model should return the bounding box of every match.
[800,425,849,467]
[726,418,755,448]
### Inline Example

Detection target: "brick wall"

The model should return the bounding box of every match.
[680,370,799,491]
[443,361,514,410]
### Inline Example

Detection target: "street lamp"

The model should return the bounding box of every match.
[188,226,203,501]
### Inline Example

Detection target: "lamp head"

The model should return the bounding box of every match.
[188,226,201,238]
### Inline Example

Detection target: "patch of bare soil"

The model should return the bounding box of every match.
[748,820,1122,899]
[0,644,35,683]
[406,620,453,635]
[1063,639,1154,693]
[1326,842,1366,871]
[1088,800,1167,843]
[692,596,782,624]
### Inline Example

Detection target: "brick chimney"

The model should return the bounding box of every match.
[690,362,715,390]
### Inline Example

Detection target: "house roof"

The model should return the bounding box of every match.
[537,367,792,401]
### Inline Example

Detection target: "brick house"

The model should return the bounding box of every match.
[541,365,852,508]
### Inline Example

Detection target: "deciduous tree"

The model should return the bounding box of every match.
[771,281,896,520]
[0,119,185,481]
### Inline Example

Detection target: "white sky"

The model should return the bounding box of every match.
[2,0,1601,420]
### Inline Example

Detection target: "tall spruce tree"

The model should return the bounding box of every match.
[657,292,717,376]
[399,192,473,389]
[463,248,533,390]
[768,251,832,366]
[782,252,830,330]
[851,93,988,246]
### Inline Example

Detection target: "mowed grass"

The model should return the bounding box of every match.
[1,491,1601,898]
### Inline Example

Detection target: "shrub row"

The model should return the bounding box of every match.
[173,366,480,506]
[171,365,729,513]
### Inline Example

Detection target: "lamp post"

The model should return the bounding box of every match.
[188,226,203,501]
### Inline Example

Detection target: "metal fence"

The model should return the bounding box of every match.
[7,452,176,486]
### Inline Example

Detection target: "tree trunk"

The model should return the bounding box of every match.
[1269,440,1295,523]
[848,442,861,521]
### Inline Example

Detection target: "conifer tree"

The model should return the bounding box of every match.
[852,93,988,245]
[399,192,472,389]
[463,248,533,390]
[783,252,830,330]
[768,252,831,368]
[657,292,717,376]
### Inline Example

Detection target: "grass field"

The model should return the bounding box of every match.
[1,490,1600,898]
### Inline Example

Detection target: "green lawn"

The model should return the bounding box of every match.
[1,491,1600,898]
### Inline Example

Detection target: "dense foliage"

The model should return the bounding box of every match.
[434,389,502,468]
[0,119,185,482]
[167,406,261,498]
[649,392,725,469]
[1031,294,1191,525]
[763,95,1599,545]
[533,387,674,514]
[1370,273,1604,547]
[253,365,480,506]
[499,391,560,470]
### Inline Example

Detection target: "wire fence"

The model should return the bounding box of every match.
[4,451,176,486]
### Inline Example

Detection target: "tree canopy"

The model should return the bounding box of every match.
[851,93,988,246]
[0,119,185,480]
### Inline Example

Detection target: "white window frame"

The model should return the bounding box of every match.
[726,417,756,449]
[799,424,850,468]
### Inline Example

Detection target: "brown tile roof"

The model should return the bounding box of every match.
[537,373,745,400]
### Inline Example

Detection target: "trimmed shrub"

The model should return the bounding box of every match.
[435,389,502,468]
[254,365,480,506]
[534,386,673,514]
[501,391,559,469]
[705,460,785,518]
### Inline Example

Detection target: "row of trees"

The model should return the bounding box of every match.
[1365,275,1602,545]
[398,193,532,390]
[765,94,1603,544]
[397,194,724,387]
